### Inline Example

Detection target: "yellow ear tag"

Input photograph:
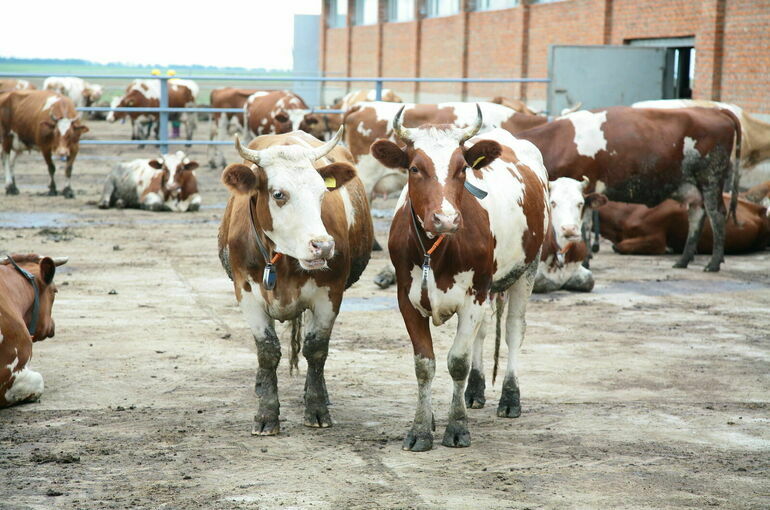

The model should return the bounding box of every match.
[324,176,337,189]
[471,156,486,169]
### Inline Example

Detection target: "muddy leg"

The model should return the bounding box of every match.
[3,148,19,195]
[302,303,337,428]
[465,310,488,409]
[703,186,727,272]
[563,266,595,292]
[42,151,57,196]
[673,205,706,268]
[99,175,116,209]
[61,160,75,199]
[498,262,537,418]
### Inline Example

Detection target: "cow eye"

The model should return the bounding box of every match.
[272,190,285,201]
[409,166,419,174]
[550,201,556,208]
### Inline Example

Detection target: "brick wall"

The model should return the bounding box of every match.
[381,21,420,99]
[350,24,380,90]
[418,15,466,99]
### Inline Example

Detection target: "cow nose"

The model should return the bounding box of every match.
[310,239,335,259]
[561,224,580,239]
[433,212,460,233]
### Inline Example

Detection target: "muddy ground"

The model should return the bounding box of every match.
[0,120,768,510]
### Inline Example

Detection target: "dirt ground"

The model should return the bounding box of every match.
[0,119,768,510]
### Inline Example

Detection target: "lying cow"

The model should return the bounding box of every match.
[99,151,200,211]
[372,107,549,451]
[517,106,741,272]
[243,90,309,139]
[208,87,263,168]
[0,79,36,91]
[0,90,88,197]
[598,194,770,255]
[533,177,607,293]
[218,128,373,435]
[43,76,103,109]
[742,180,770,209]
[1,254,68,408]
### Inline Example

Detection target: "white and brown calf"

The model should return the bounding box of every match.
[533,177,607,293]
[99,151,201,211]
[373,107,550,451]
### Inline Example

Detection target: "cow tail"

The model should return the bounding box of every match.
[724,109,742,223]
[290,314,302,375]
[492,292,506,386]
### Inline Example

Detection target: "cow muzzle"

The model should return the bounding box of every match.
[561,224,581,241]
[430,212,461,234]
[301,238,335,270]
[56,150,70,162]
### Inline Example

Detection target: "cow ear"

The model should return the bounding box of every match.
[371,140,409,169]
[222,163,263,194]
[318,162,356,190]
[183,161,199,171]
[75,123,89,133]
[585,192,608,209]
[39,257,56,285]
[464,140,502,169]
[148,159,163,169]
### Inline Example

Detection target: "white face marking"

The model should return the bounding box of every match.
[548,177,587,248]
[42,96,60,111]
[288,109,309,131]
[56,118,73,137]
[563,110,608,158]
[411,125,465,187]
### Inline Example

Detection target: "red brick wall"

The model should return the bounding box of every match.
[418,15,465,98]
[350,24,380,89]
[324,28,349,77]
[382,21,420,97]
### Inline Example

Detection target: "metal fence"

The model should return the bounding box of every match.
[0,72,550,154]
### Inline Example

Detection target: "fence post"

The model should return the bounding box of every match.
[375,79,383,101]
[159,77,169,154]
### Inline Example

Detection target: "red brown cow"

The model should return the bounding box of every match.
[1,254,68,408]
[517,106,741,272]
[218,128,373,435]
[243,90,310,139]
[741,180,770,208]
[208,87,263,168]
[0,79,36,92]
[598,194,770,255]
[372,107,550,451]
[0,90,89,197]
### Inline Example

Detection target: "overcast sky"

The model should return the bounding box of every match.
[2,0,322,69]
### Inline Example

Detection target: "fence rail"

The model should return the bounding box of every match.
[0,72,550,152]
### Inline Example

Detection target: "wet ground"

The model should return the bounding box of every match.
[0,120,768,509]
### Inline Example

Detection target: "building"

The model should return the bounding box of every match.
[318,0,769,115]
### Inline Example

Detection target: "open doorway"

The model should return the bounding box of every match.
[626,37,695,99]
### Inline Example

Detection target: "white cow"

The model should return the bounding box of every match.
[43,77,103,108]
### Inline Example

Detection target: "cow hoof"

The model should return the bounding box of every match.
[441,421,471,448]
[62,187,74,199]
[208,161,218,170]
[704,264,721,273]
[372,238,383,252]
[47,188,58,197]
[672,261,689,269]
[188,203,200,212]
[592,242,600,254]
[98,201,109,209]
[115,199,126,209]
[464,369,486,409]
[304,407,333,428]
[374,267,396,289]
[5,184,19,195]
[497,403,522,418]
[402,429,433,452]
[251,417,280,436]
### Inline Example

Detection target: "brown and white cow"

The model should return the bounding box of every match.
[1,254,68,408]
[43,77,103,109]
[741,180,770,209]
[344,101,548,199]
[372,108,550,451]
[533,177,607,293]
[218,128,373,435]
[99,151,201,211]
[208,87,263,168]
[107,79,198,143]
[0,79,36,92]
[243,90,310,139]
[516,106,741,272]
[0,90,89,197]
[489,96,540,116]
[598,194,770,255]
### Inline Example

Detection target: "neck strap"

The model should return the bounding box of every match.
[6,256,40,337]
[248,197,282,290]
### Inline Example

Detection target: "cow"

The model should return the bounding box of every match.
[243,90,310,139]
[516,106,741,272]
[299,88,404,141]
[598,194,770,255]
[0,90,89,198]
[533,177,607,293]
[489,96,539,116]
[208,87,263,168]
[0,79,36,92]
[43,76,103,109]
[1,254,68,408]
[371,107,550,451]
[741,180,770,209]
[344,101,548,200]
[106,79,198,143]
[99,151,201,212]
[218,127,373,435]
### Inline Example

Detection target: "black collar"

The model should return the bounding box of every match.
[6,256,40,337]
[248,197,279,291]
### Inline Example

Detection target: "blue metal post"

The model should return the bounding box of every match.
[375,79,383,101]
[159,77,169,154]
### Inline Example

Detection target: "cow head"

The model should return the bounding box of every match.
[370,104,500,236]
[221,127,356,270]
[83,83,103,107]
[299,112,329,140]
[548,177,608,247]
[106,96,123,123]
[4,254,69,341]
[41,111,88,162]
[148,151,199,200]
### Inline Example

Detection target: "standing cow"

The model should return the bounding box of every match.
[1,254,68,408]
[372,107,550,451]
[0,90,88,197]
[99,151,201,212]
[517,106,741,272]
[43,76,103,109]
[208,87,263,168]
[243,90,310,139]
[218,128,373,435]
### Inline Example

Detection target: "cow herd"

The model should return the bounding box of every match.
[2,76,770,452]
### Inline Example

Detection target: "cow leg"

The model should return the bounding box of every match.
[612,235,668,255]
[99,175,116,209]
[61,160,75,199]
[3,148,20,195]
[399,295,435,452]
[563,265,595,292]
[703,185,727,272]
[239,292,281,435]
[42,151,58,196]
[2,368,44,407]
[442,302,484,448]
[592,209,601,253]
[464,309,488,409]
[302,299,338,428]
[498,262,537,418]
[674,206,706,269]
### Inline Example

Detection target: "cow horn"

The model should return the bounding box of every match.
[51,257,69,266]
[581,176,590,191]
[234,134,261,165]
[392,105,416,143]
[309,125,344,161]
[459,104,483,145]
